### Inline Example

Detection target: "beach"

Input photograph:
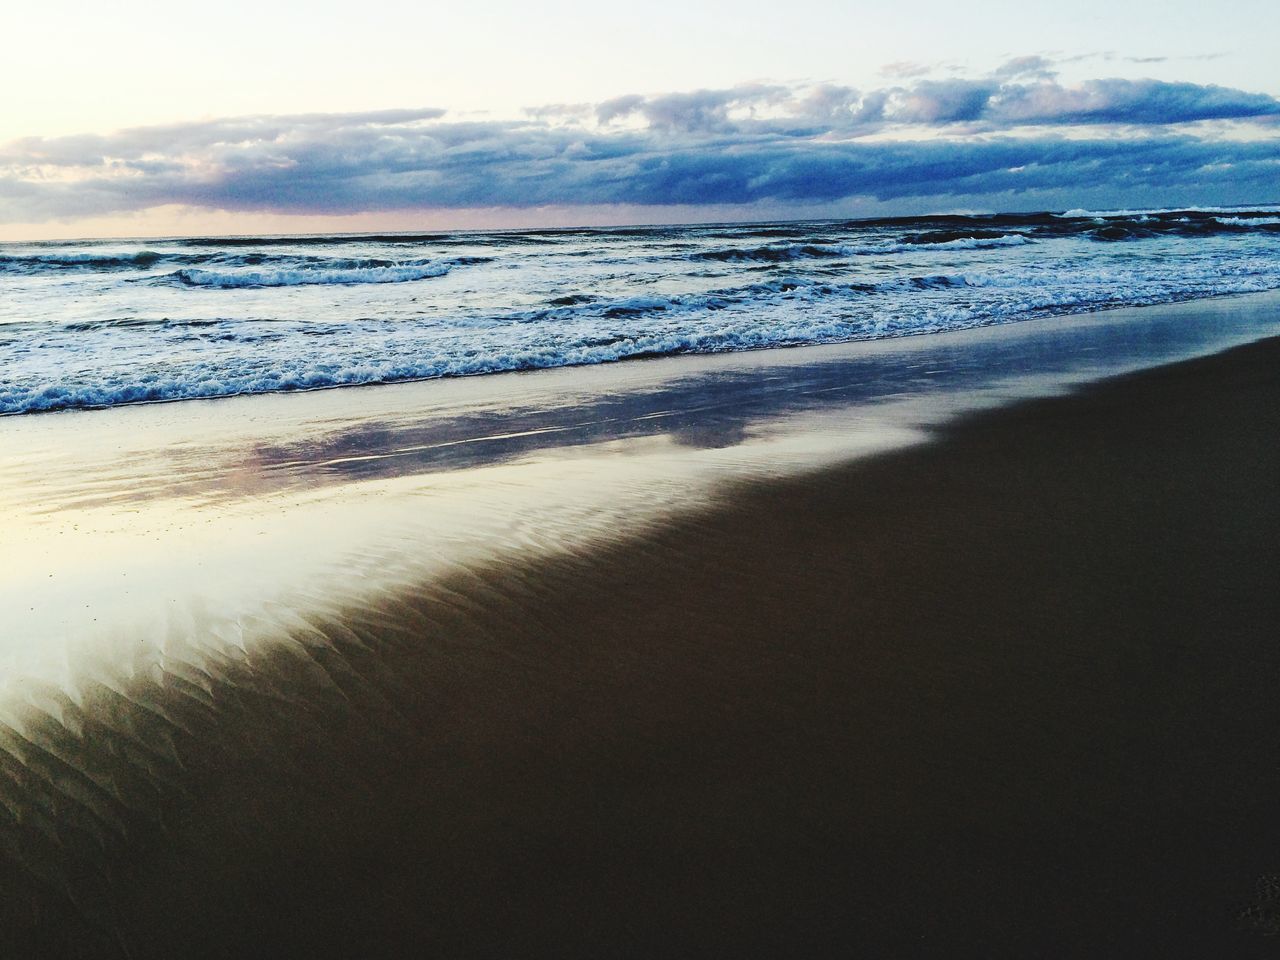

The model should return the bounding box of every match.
[1,294,1279,957]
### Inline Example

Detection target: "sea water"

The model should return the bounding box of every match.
[2,206,1279,415]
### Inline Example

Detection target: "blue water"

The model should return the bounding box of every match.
[2,206,1279,415]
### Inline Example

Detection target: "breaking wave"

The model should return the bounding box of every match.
[0,249,491,284]
[0,250,191,273]
[691,234,1033,263]
[165,259,459,289]
[4,205,1280,415]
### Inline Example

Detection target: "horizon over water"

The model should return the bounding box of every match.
[3,204,1280,415]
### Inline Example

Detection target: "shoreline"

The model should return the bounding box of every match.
[7,287,1280,420]
[2,329,1279,956]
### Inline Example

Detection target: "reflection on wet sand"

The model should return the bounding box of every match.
[1,292,1279,956]
[5,291,1278,518]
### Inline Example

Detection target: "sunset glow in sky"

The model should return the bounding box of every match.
[3,0,1278,239]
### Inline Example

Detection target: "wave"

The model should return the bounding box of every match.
[6,210,1275,285]
[0,250,197,273]
[1058,205,1280,219]
[174,233,459,247]
[0,248,493,281]
[1040,210,1280,240]
[58,316,246,333]
[1080,218,1280,242]
[690,234,1033,263]
[496,275,963,326]
[9,274,1280,416]
[695,243,848,263]
[1214,216,1280,228]
[6,208,1280,416]
[159,257,487,289]
[898,231,1031,248]
[170,230,588,247]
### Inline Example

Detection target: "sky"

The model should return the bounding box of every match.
[1,0,1278,240]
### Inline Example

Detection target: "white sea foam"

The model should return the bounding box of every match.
[897,234,1034,251]
[3,215,1279,415]
[1214,216,1280,227]
[1059,204,1280,218]
[693,234,1033,262]
[171,260,454,288]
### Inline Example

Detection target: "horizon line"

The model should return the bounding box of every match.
[4,200,1280,246]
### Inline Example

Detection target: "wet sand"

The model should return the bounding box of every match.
[4,330,1280,957]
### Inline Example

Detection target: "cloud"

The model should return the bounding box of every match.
[596,84,790,133]
[879,61,935,79]
[1099,51,1227,65]
[993,55,1059,81]
[988,79,1280,125]
[893,80,1000,123]
[2,74,1278,226]
[586,76,1280,134]
[2,108,448,171]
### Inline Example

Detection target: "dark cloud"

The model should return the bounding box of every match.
[585,76,1280,134]
[893,80,999,123]
[989,78,1280,125]
[2,76,1277,224]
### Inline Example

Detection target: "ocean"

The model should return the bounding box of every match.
[2,206,1280,415]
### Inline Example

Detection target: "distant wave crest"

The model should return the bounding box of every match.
[0,250,183,273]
[691,234,1033,263]
[166,259,457,289]
[0,250,492,283]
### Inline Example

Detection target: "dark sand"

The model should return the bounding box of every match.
[8,337,1280,958]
